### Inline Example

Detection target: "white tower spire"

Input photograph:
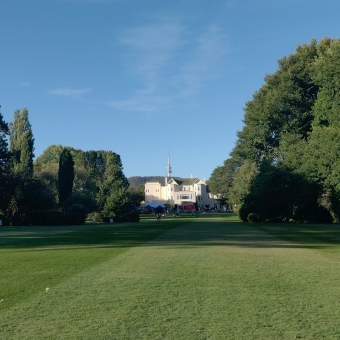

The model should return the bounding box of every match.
[167,154,172,177]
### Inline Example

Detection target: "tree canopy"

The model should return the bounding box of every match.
[0,108,132,224]
[209,38,340,222]
[58,148,75,206]
[9,108,34,176]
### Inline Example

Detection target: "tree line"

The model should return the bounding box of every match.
[209,38,340,223]
[0,108,142,225]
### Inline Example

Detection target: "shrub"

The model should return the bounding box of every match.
[28,210,85,226]
[247,213,263,223]
[87,212,103,222]
[103,211,140,223]
[238,203,252,222]
[0,214,8,226]
[127,211,140,222]
[70,211,86,225]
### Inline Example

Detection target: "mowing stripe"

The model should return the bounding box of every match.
[1,216,340,339]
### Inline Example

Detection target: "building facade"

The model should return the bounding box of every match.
[145,177,220,209]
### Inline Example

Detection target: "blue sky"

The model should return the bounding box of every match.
[1,0,340,179]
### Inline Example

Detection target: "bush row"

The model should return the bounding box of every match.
[29,210,86,226]
[103,211,140,223]
[1,211,86,226]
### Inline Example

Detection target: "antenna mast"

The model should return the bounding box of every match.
[167,154,172,177]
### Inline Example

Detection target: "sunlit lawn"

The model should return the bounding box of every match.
[1,213,340,339]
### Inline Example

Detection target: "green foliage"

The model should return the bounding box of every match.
[232,40,319,163]
[247,213,262,223]
[228,160,258,206]
[34,144,84,172]
[87,211,104,222]
[238,203,252,222]
[0,108,12,216]
[0,213,8,226]
[209,157,242,202]
[34,144,64,171]
[96,151,130,217]
[0,108,10,176]
[35,147,131,218]
[29,210,85,226]
[312,39,340,127]
[104,211,140,223]
[35,163,59,201]
[212,38,340,222]
[128,185,145,207]
[58,148,74,206]
[9,108,35,176]
[3,175,55,225]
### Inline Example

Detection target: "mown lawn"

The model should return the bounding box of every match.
[1,213,340,339]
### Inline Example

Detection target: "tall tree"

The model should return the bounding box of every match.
[35,145,131,216]
[0,106,10,176]
[58,148,74,206]
[209,157,242,202]
[0,106,11,214]
[9,108,34,176]
[97,151,130,217]
[300,39,340,220]
[34,144,84,172]
[209,38,340,222]
[232,40,320,164]
[128,184,145,207]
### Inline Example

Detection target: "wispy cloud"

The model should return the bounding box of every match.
[21,82,30,87]
[171,25,228,97]
[107,21,182,113]
[108,21,228,113]
[107,85,172,113]
[47,88,91,99]
[120,22,183,80]
[60,0,121,3]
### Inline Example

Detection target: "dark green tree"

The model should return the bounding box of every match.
[232,40,320,164]
[291,39,340,221]
[34,144,85,172]
[0,107,11,215]
[98,151,130,217]
[239,162,326,223]
[4,175,55,225]
[210,38,340,222]
[9,108,35,176]
[35,146,132,217]
[58,148,74,206]
[128,184,145,207]
[209,157,242,202]
[0,106,10,176]
[228,160,258,208]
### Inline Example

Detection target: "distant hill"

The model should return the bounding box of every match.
[128,176,165,188]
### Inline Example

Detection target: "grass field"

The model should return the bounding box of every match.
[1,213,340,339]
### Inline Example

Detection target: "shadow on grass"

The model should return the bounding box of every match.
[0,214,339,251]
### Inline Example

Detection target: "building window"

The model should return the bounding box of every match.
[180,194,190,199]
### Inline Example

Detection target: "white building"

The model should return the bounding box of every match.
[144,156,220,209]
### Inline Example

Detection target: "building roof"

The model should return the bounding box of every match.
[167,177,199,185]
